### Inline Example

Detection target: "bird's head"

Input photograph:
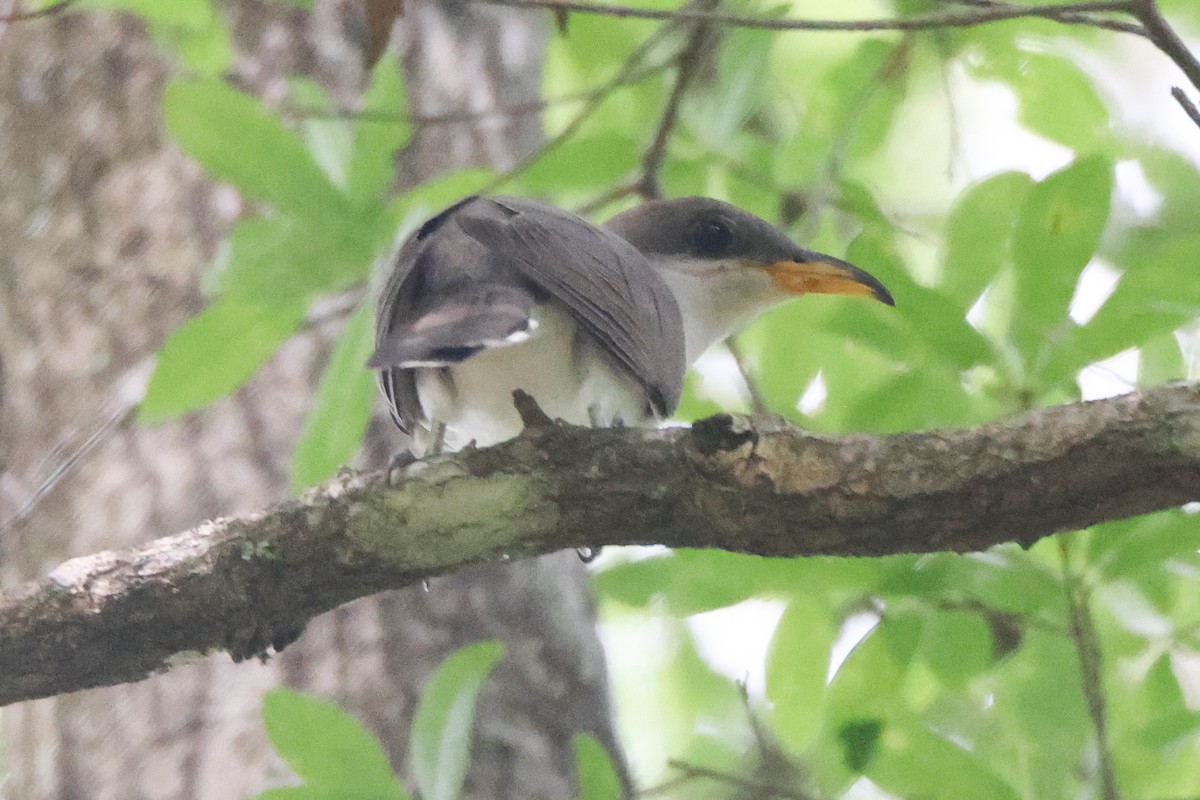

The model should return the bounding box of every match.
[605,197,894,361]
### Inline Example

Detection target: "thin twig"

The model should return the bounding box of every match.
[1171,87,1200,130]
[924,595,1067,635]
[1059,537,1121,800]
[637,0,716,199]
[725,336,770,415]
[572,182,640,215]
[663,760,811,800]
[478,0,1138,34]
[938,49,964,180]
[0,360,149,541]
[637,771,700,797]
[282,61,673,126]
[482,5,687,194]
[795,36,915,245]
[1129,0,1200,94]
[944,0,1145,35]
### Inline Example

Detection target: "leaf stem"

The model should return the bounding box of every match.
[725,336,770,416]
[1058,536,1121,800]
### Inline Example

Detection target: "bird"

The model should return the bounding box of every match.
[368,195,893,452]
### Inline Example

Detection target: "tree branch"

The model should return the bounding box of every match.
[1128,0,1200,132]
[944,0,1146,36]
[1129,0,1200,94]
[5,382,1200,707]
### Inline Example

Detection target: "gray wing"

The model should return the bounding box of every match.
[369,195,686,433]
[372,196,535,434]
[368,282,535,369]
[454,197,686,416]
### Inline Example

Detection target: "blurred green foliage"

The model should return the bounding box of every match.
[256,687,411,800]
[250,643,622,800]
[120,0,1200,796]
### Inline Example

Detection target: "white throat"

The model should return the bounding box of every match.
[657,258,787,363]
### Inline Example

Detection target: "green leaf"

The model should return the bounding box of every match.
[766,597,837,751]
[1090,510,1200,582]
[593,549,752,611]
[293,78,351,188]
[865,716,1021,800]
[515,133,640,196]
[942,171,1034,305]
[249,789,339,800]
[594,549,875,616]
[169,13,234,76]
[740,302,830,417]
[995,629,1090,744]
[826,614,910,721]
[216,212,382,302]
[1137,145,1200,231]
[1037,226,1200,389]
[875,548,1064,620]
[843,230,997,372]
[140,295,307,421]
[695,25,776,144]
[572,734,623,800]
[1015,153,1113,279]
[974,50,1112,153]
[1109,653,1200,798]
[387,169,495,233]
[261,688,408,799]
[164,79,345,218]
[840,365,981,432]
[291,300,378,491]
[1139,330,1185,384]
[844,41,909,160]
[348,55,410,202]
[1011,154,1113,367]
[837,718,882,773]
[916,610,993,688]
[411,641,506,800]
[773,39,901,186]
[672,369,727,422]
[78,0,213,27]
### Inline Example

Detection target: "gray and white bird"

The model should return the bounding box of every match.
[369,195,893,451]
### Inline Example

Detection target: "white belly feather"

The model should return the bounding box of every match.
[415,307,649,451]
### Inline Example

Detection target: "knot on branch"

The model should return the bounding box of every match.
[691,414,758,456]
[513,389,555,429]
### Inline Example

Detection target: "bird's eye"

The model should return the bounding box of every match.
[690,219,733,255]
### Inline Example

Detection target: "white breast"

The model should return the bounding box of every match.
[414,306,651,451]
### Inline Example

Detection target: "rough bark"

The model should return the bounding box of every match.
[0,4,625,799]
[5,381,1200,707]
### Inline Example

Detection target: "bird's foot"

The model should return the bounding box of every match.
[385,450,418,485]
[425,421,448,457]
[387,449,418,471]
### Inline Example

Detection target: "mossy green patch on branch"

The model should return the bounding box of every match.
[346,471,559,568]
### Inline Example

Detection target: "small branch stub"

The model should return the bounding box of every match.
[513,388,556,428]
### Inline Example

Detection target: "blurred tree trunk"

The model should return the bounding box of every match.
[0,3,628,799]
